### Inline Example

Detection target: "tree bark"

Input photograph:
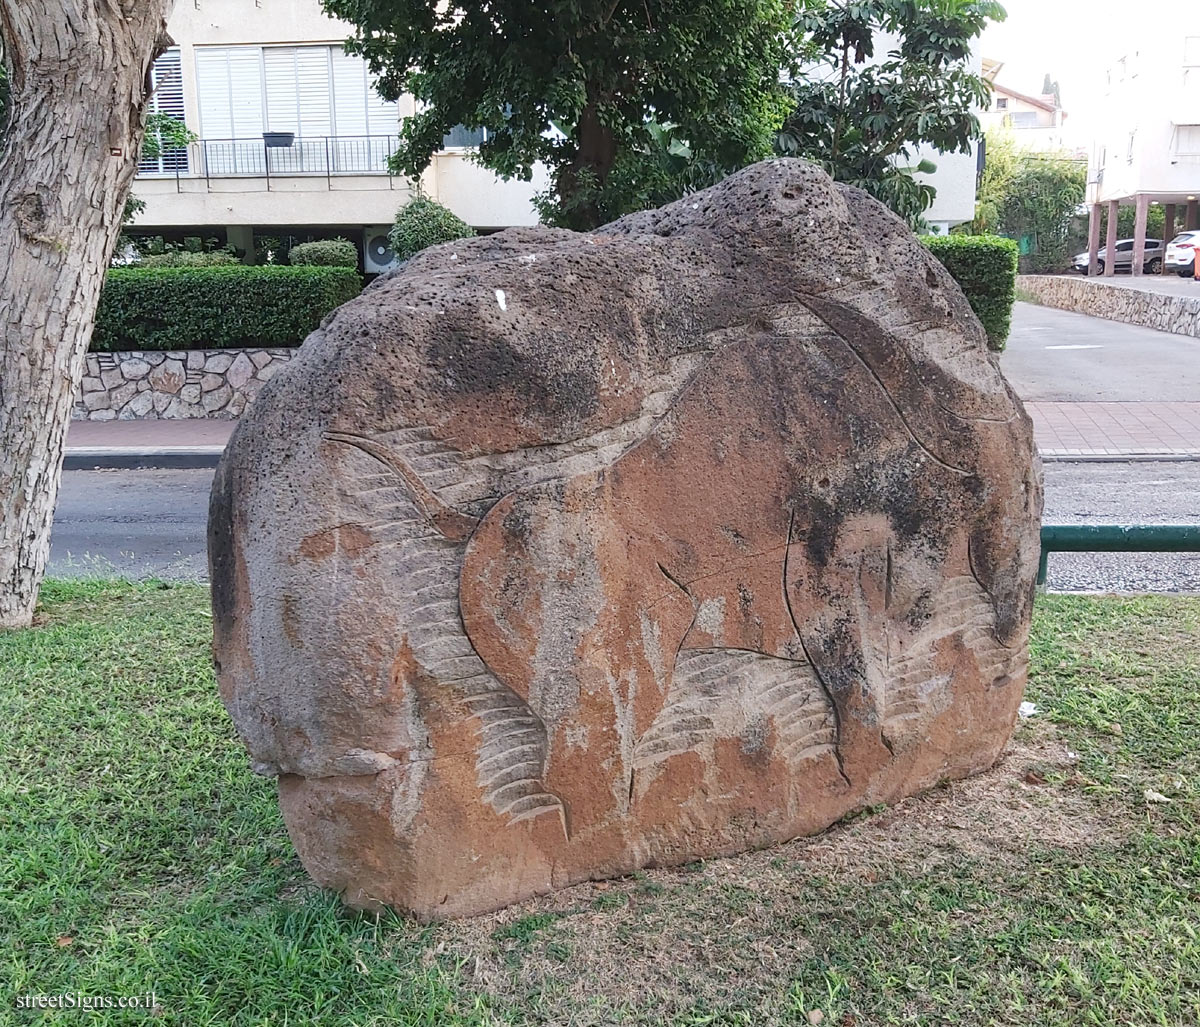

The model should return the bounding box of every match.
[556,98,618,230]
[0,1,174,628]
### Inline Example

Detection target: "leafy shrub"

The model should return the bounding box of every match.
[92,266,362,352]
[923,234,1019,351]
[138,250,240,267]
[288,238,359,268]
[389,196,474,262]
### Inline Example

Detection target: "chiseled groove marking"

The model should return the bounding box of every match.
[335,444,563,828]
[435,357,704,507]
[882,576,1022,733]
[750,658,836,763]
[635,651,734,744]
[634,648,837,771]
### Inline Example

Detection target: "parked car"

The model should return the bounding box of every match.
[1165,231,1200,276]
[1072,238,1163,275]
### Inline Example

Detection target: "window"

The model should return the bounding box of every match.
[1116,241,1133,252]
[139,49,189,176]
[995,97,1008,110]
[442,125,488,148]
[1009,111,1039,129]
[1176,124,1200,156]
[194,45,400,174]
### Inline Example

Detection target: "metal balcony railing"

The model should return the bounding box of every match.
[137,135,398,182]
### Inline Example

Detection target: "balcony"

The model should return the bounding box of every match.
[130,134,547,230]
[138,135,399,186]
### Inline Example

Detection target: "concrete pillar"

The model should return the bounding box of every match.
[1104,200,1119,276]
[225,225,256,265]
[1164,203,1177,246]
[1132,194,1150,276]
[1087,203,1102,276]
[1188,199,1199,230]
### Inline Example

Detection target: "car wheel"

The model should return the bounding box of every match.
[1178,267,1193,277]
[1147,257,1163,274]
[1097,261,1105,275]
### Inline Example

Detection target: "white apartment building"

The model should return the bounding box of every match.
[1083,12,1200,274]
[133,1,547,271]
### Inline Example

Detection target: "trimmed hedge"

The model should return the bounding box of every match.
[390,196,475,262]
[922,234,1019,351]
[137,251,240,267]
[289,238,359,268]
[92,266,362,352]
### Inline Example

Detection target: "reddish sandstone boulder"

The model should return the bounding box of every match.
[209,159,1042,920]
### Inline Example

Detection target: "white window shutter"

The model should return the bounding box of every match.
[139,48,188,175]
[229,48,266,138]
[366,67,401,138]
[263,46,333,138]
[330,49,369,136]
[195,46,266,174]
[195,47,234,138]
[195,46,265,139]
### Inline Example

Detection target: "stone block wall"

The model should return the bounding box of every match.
[74,348,295,420]
[1017,274,1200,337]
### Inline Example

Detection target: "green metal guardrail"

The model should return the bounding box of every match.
[1039,524,1200,585]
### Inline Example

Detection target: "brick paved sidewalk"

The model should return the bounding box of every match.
[64,403,1200,463]
[1027,402,1200,459]
[67,419,235,450]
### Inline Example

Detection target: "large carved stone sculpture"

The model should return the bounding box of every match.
[209,160,1043,920]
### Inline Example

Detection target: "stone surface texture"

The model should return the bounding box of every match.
[210,160,1043,920]
[72,348,294,420]
[1018,273,1200,336]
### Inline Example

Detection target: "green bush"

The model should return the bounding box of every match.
[922,234,1019,352]
[92,266,362,352]
[288,238,359,268]
[138,250,240,267]
[389,196,475,262]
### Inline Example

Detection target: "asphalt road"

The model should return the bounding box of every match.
[50,469,211,582]
[1000,301,1200,402]
[48,463,1200,594]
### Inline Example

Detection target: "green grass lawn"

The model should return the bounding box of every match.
[2,581,1197,1026]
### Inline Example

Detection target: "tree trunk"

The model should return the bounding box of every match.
[556,99,618,231]
[0,1,174,628]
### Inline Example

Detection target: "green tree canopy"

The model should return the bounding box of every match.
[970,128,1019,234]
[777,0,1004,226]
[965,131,1087,270]
[320,0,795,229]
[999,153,1086,271]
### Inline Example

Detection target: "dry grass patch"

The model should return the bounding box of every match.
[438,716,1148,1024]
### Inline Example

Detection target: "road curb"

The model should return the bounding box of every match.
[1041,452,1200,463]
[64,448,224,471]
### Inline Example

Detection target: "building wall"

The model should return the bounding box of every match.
[1089,16,1200,203]
[915,145,978,232]
[132,0,544,232]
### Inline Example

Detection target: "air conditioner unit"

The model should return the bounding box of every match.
[363,226,400,274]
